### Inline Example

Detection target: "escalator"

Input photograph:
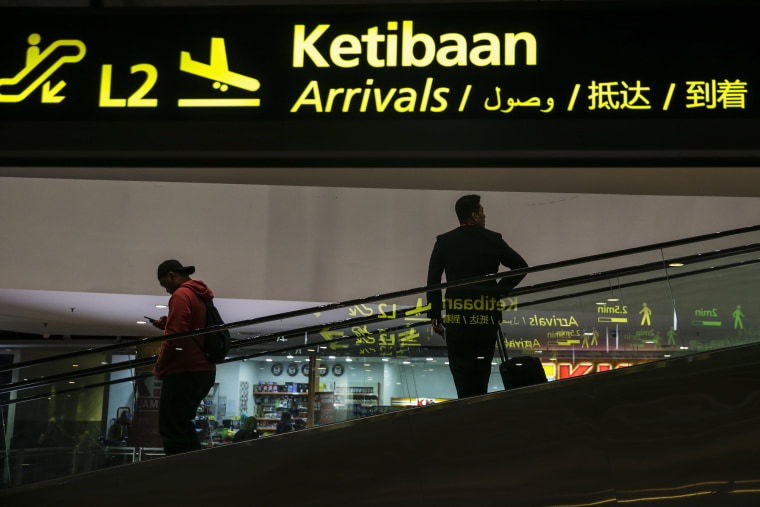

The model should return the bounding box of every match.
[2,225,760,506]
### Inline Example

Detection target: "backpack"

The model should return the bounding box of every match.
[202,299,231,363]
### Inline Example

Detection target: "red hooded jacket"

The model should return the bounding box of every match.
[153,280,217,379]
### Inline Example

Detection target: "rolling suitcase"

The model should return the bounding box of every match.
[497,327,548,389]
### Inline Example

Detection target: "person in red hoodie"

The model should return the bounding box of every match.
[152,259,216,455]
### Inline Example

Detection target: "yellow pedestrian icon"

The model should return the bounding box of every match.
[639,302,652,326]
[178,37,261,107]
[581,327,599,349]
[0,33,86,103]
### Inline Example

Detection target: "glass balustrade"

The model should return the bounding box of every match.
[2,226,760,489]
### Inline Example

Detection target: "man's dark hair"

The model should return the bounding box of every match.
[455,194,481,223]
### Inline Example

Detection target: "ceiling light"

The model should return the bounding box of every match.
[72,364,79,367]
[69,381,75,384]
[669,263,685,267]
[266,358,272,362]
[382,358,389,362]
[426,358,434,361]
[136,320,147,325]
[345,358,352,362]
[329,355,336,359]
[403,361,410,365]
[664,354,672,358]
[155,304,167,308]
[596,302,606,306]
[287,355,293,359]
[608,298,620,302]
[680,346,689,350]
[364,363,370,367]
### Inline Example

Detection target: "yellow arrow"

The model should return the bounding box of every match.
[320,328,343,341]
[41,80,66,103]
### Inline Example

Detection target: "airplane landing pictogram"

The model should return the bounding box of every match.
[178,37,261,107]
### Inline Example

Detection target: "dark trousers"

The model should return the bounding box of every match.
[445,325,498,399]
[159,370,215,455]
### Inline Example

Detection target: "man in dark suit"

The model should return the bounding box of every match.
[427,195,528,398]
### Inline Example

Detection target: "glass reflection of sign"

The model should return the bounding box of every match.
[391,397,452,407]
[498,292,757,356]
[316,298,437,358]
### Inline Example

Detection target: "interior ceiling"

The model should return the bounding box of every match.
[0,288,327,344]
[1,166,758,197]
[0,0,603,6]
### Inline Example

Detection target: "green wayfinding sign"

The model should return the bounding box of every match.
[0,2,758,166]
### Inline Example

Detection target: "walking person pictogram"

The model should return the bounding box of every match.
[639,302,652,326]
[733,305,744,330]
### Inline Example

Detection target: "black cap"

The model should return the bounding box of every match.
[157,259,195,279]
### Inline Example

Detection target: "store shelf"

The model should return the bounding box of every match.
[253,392,308,396]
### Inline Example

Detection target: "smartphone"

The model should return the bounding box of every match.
[144,316,157,323]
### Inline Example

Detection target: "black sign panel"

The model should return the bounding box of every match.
[0,2,758,167]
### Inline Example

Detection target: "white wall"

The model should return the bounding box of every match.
[1,176,758,303]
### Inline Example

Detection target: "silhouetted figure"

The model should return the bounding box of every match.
[152,260,217,455]
[427,195,528,398]
[275,411,293,434]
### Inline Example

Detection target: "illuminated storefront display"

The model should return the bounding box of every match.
[0,2,757,165]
